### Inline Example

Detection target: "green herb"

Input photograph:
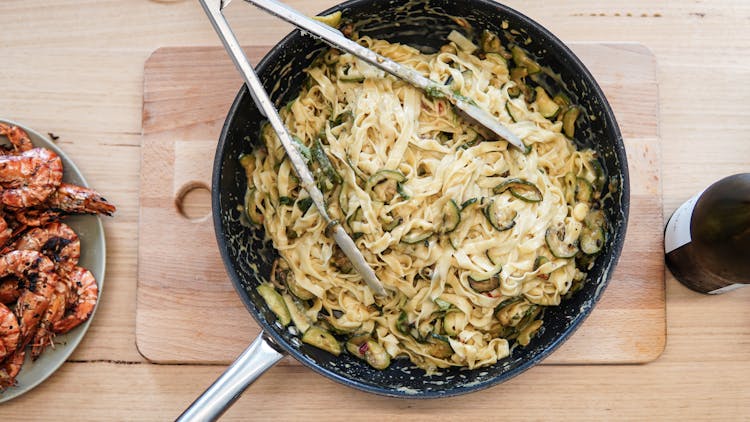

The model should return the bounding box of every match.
[425,85,446,98]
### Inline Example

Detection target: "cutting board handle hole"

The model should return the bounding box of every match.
[176,182,211,222]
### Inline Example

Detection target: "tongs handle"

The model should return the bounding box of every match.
[244,0,526,151]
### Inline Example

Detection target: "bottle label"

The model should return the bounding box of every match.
[708,283,748,295]
[664,190,704,253]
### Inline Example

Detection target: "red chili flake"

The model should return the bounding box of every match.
[437,101,445,114]
[358,342,369,356]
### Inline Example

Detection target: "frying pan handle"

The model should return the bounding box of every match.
[177,333,285,421]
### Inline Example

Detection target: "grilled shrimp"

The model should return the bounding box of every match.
[0,251,57,348]
[0,348,25,389]
[11,183,116,228]
[53,266,97,335]
[0,303,19,361]
[30,281,68,360]
[12,222,80,274]
[46,183,116,216]
[0,148,63,208]
[0,123,33,154]
[0,278,21,304]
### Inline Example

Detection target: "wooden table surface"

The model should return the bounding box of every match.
[1,0,749,420]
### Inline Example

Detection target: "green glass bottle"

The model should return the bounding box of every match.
[665,173,750,294]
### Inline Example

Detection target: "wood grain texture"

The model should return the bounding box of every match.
[3,0,750,419]
[136,44,665,365]
[2,359,750,421]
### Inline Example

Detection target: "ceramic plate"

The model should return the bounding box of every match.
[0,119,106,403]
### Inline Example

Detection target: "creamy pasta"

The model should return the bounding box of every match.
[241,32,606,373]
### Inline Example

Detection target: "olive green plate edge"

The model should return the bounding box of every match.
[0,119,106,403]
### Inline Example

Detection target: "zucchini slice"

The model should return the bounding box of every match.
[278,196,294,206]
[509,67,536,102]
[545,222,579,258]
[330,245,354,274]
[272,258,315,301]
[302,326,342,356]
[480,29,503,53]
[324,314,361,335]
[401,228,434,244]
[382,216,403,232]
[575,177,593,203]
[562,106,581,138]
[460,197,478,210]
[330,110,353,127]
[434,298,452,311]
[534,87,561,119]
[346,336,391,370]
[459,127,484,149]
[468,266,502,293]
[584,209,606,230]
[425,333,453,359]
[443,311,464,336]
[282,293,311,334]
[440,199,461,234]
[515,308,543,346]
[494,296,524,314]
[256,284,291,327]
[580,224,605,255]
[590,158,606,195]
[396,311,410,335]
[494,178,543,203]
[533,255,550,271]
[507,84,521,98]
[553,92,571,109]
[505,100,524,123]
[511,45,541,74]
[311,138,343,187]
[485,52,508,65]
[346,206,366,233]
[366,169,406,203]
[396,182,411,200]
[297,197,313,214]
[484,198,518,231]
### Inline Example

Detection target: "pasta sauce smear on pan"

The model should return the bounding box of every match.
[241,29,608,373]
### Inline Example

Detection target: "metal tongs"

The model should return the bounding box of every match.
[200,0,386,297]
[200,0,526,297]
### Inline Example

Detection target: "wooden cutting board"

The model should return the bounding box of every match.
[137,43,664,365]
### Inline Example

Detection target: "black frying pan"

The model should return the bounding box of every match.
[180,0,629,419]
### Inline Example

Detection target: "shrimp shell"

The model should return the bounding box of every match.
[53,266,97,335]
[0,148,63,208]
[0,303,19,361]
